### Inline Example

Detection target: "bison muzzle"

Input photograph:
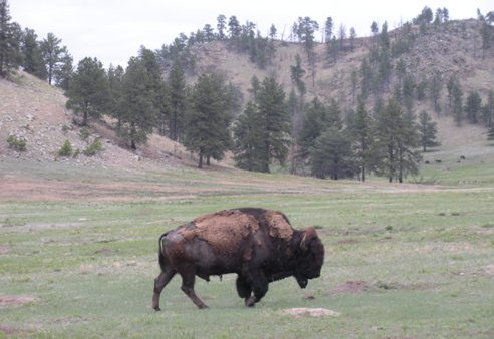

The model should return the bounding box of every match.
[151,208,324,309]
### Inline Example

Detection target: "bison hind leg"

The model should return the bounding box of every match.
[236,275,252,300]
[152,269,176,311]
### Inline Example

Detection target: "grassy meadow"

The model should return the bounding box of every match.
[1,155,494,338]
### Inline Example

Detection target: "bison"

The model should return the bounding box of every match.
[152,208,324,309]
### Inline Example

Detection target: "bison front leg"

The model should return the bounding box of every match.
[243,271,269,307]
[152,269,177,311]
[236,275,252,303]
[180,270,209,309]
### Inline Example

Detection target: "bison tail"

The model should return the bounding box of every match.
[158,233,168,272]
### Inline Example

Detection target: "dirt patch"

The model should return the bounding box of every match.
[0,325,32,335]
[337,238,358,245]
[485,265,494,276]
[0,246,10,255]
[282,308,340,317]
[330,281,371,294]
[179,209,260,254]
[0,295,37,307]
[263,210,294,240]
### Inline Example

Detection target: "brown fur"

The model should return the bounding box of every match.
[178,210,260,254]
[263,210,294,240]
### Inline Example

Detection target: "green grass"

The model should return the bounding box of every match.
[1,159,494,338]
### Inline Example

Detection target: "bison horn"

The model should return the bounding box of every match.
[300,227,316,250]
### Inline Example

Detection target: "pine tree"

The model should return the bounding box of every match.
[185,72,232,168]
[487,125,494,142]
[350,100,373,181]
[310,127,354,180]
[452,83,463,125]
[118,56,157,149]
[418,111,439,152]
[298,97,330,160]
[481,90,494,127]
[373,99,421,183]
[54,52,73,90]
[169,59,186,141]
[465,90,482,124]
[290,54,306,96]
[21,28,46,79]
[255,77,291,173]
[40,32,65,85]
[66,57,109,126]
[217,15,227,40]
[430,72,442,114]
[0,0,22,77]
[233,101,263,171]
[107,64,124,125]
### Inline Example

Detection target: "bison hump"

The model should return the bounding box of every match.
[179,210,260,253]
[262,210,294,240]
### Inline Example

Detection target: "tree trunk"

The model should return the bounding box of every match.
[198,152,203,168]
[206,155,211,166]
[361,165,366,182]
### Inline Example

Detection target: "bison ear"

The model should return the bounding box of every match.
[300,227,316,251]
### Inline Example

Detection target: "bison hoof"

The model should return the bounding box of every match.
[153,305,161,311]
[198,304,209,309]
[245,297,256,307]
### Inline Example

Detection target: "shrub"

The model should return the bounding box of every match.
[7,135,27,151]
[58,140,73,157]
[83,139,103,156]
[79,127,90,141]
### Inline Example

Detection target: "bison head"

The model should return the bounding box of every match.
[294,227,324,288]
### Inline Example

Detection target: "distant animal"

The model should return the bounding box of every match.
[435,159,442,163]
[151,208,325,310]
[460,155,466,160]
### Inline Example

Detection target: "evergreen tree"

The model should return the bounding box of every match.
[54,52,73,90]
[66,57,109,126]
[418,110,439,152]
[402,75,415,115]
[185,72,232,168]
[349,27,356,51]
[107,64,124,125]
[0,0,22,77]
[481,90,494,127]
[217,14,227,40]
[298,97,329,160]
[138,46,162,106]
[310,127,354,180]
[430,72,442,114]
[233,101,264,171]
[40,32,65,85]
[452,84,463,126]
[324,17,333,43]
[373,99,421,183]
[350,99,373,181]
[465,90,482,124]
[168,59,186,141]
[21,28,46,79]
[255,77,291,173]
[290,54,306,96]
[118,56,157,149]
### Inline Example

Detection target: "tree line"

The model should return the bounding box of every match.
[2,0,494,180]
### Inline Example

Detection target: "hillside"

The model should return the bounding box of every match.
[1,18,493,173]
[0,71,230,169]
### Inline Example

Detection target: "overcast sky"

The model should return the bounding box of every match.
[10,0,493,68]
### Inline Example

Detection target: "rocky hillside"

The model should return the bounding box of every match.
[1,18,492,169]
[0,71,203,168]
[189,19,493,107]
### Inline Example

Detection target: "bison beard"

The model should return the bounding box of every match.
[152,208,324,309]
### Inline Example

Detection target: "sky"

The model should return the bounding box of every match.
[9,0,493,68]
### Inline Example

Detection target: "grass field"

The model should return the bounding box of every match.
[1,157,494,338]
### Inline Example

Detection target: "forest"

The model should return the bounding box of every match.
[1,0,494,182]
